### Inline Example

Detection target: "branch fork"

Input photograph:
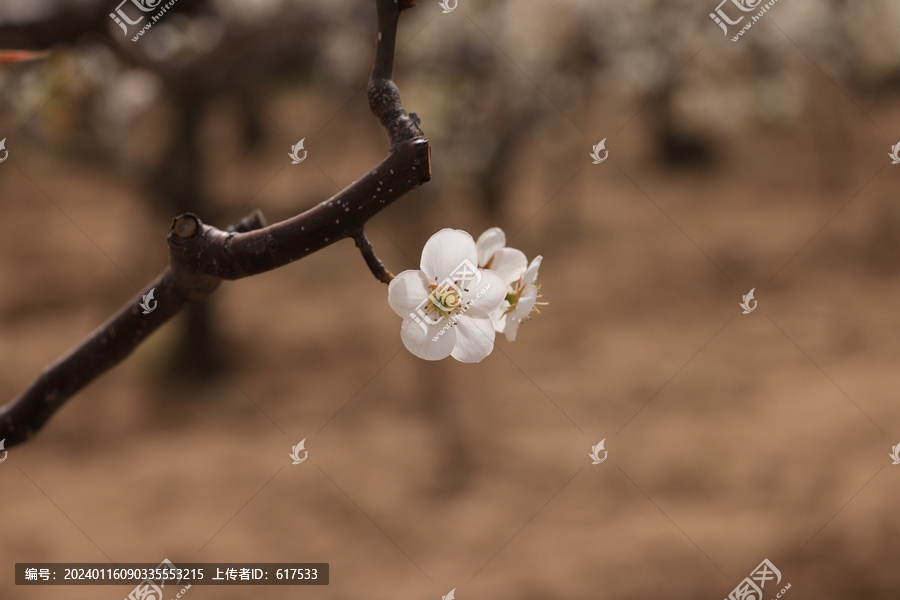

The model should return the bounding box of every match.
[0,0,427,448]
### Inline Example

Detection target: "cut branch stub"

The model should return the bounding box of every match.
[172,214,199,238]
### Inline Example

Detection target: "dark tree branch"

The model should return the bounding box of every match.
[369,0,424,148]
[0,0,429,449]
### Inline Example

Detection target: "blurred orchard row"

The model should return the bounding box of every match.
[1,0,899,374]
[2,0,900,205]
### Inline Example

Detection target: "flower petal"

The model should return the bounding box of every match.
[512,286,538,320]
[503,286,537,342]
[450,315,496,363]
[502,317,523,342]
[458,268,507,317]
[388,270,432,319]
[420,229,478,281]
[476,227,506,267]
[523,255,542,285]
[489,248,528,286]
[400,317,457,361]
[490,306,508,333]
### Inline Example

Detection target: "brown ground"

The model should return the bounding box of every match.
[2,29,900,600]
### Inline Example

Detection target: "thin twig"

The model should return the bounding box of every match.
[354,231,395,284]
[0,0,428,448]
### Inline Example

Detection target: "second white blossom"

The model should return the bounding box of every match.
[475,227,544,342]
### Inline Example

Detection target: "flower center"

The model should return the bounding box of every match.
[429,283,462,315]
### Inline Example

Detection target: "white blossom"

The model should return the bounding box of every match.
[388,229,506,362]
[475,227,544,342]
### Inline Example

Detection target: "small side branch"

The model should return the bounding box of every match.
[354,231,395,284]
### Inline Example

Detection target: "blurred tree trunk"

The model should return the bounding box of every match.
[418,359,472,495]
[650,86,715,168]
[151,90,225,380]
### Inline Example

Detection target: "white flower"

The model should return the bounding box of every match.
[475,227,544,342]
[388,229,507,363]
[493,255,542,341]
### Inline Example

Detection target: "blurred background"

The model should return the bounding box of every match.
[2,0,900,598]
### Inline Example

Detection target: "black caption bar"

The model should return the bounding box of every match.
[16,563,328,585]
